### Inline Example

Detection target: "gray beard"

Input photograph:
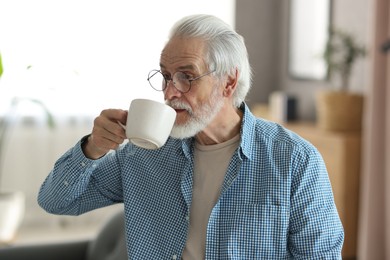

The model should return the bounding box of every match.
[168,90,224,139]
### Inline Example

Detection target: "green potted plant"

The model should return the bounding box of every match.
[0,52,55,244]
[316,28,367,131]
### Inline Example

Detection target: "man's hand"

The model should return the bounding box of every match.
[82,109,128,159]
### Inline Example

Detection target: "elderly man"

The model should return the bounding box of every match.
[39,14,344,259]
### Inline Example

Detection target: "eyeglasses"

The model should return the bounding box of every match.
[147,69,215,93]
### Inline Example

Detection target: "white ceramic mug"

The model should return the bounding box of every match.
[123,99,176,150]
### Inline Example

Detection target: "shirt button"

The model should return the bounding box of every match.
[172,255,178,260]
[185,215,190,221]
[81,162,86,167]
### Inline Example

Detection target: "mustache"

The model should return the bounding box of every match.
[166,100,193,114]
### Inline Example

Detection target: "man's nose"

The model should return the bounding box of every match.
[164,80,182,101]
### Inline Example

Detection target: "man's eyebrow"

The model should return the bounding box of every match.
[159,64,195,71]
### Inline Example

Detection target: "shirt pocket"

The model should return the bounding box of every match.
[226,203,290,259]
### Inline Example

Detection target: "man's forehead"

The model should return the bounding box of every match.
[159,37,207,70]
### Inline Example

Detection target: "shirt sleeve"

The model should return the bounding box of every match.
[37,137,124,216]
[288,146,344,259]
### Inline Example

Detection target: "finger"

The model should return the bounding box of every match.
[102,119,127,140]
[101,109,127,125]
[92,123,125,148]
[99,110,127,138]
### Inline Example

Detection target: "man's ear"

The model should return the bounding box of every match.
[223,68,239,97]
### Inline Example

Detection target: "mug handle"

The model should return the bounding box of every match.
[117,121,126,130]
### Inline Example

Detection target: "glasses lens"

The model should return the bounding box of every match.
[148,70,165,91]
[173,72,191,93]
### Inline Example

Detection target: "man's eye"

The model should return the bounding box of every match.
[162,73,171,80]
[185,74,193,80]
[178,72,192,80]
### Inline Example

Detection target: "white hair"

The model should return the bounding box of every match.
[168,14,252,107]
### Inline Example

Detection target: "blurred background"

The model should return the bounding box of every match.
[0,0,388,259]
[0,0,235,243]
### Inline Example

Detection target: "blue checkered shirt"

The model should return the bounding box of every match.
[38,103,344,259]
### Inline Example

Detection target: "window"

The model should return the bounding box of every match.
[288,0,331,80]
[0,0,235,117]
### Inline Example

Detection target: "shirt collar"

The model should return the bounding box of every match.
[238,102,256,161]
[177,102,256,161]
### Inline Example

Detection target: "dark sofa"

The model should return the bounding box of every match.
[0,210,127,260]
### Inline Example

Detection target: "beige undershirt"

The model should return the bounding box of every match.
[182,134,240,260]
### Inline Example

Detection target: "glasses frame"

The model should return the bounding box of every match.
[147,69,216,93]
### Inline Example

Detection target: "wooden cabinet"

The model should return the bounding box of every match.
[284,123,361,259]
